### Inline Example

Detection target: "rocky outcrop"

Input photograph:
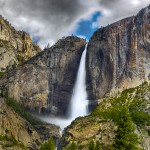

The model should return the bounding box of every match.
[62,81,150,150]
[61,117,117,150]
[0,4,149,117]
[0,97,40,149]
[0,36,86,115]
[86,5,150,100]
[0,15,41,72]
[0,97,60,149]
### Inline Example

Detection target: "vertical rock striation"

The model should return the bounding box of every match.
[0,5,150,116]
[0,15,41,72]
[86,5,150,100]
[0,36,86,115]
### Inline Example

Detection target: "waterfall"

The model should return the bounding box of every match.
[38,44,89,133]
[69,44,88,120]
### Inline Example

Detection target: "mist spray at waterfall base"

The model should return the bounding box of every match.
[39,44,89,134]
[39,115,73,135]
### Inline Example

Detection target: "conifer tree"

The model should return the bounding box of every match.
[39,136,55,150]
[88,140,95,150]
[113,106,139,150]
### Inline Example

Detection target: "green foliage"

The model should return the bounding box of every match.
[88,140,101,150]
[91,81,150,149]
[0,71,5,78]
[129,98,150,126]
[88,141,95,150]
[95,141,101,150]
[65,142,77,150]
[16,54,24,63]
[39,136,55,150]
[131,111,150,126]
[0,39,9,47]
[112,106,139,150]
[93,105,140,149]
[0,135,14,142]
[62,81,149,149]
[4,96,44,126]
[148,130,150,136]
[0,135,26,149]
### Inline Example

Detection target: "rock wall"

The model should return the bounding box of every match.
[0,97,41,149]
[1,5,150,115]
[0,36,86,115]
[0,97,60,149]
[61,116,117,150]
[0,15,41,72]
[86,5,150,100]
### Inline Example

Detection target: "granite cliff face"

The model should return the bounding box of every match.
[0,4,150,150]
[0,97,60,150]
[86,5,150,100]
[0,98,40,150]
[0,5,150,115]
[0,36,86,115]
[0,15,41,72]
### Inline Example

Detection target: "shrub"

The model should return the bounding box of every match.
[39,136,55,150]
[0,135,26,149]
[148,130,150,136]
[17,55,24,63]
[0,72,5,78]
[65,142,77,150]
[88,140,101,150]
[88,140,95,150]
[0,39,9,47]
[95,141,101,150]
[131,111,150,126]
[113,106,139,150]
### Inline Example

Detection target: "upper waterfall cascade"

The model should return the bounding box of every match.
[39,44,89,133]
[69,44,89,120]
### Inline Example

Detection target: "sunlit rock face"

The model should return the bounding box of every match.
[0,36,86,115]
[86,5,150,100]
[0,15,41,72]
[0,97,60,149]
[0,97,41,149]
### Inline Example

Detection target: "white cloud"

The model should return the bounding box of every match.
[97,0,150,26]
[77,35,87,41]
[92,22,99,29]
[0,0,149,48]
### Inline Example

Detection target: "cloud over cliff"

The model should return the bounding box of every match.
[0,0,149,48]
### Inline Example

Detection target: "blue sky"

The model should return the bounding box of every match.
[74,12,101,41]
[32,11,101,44]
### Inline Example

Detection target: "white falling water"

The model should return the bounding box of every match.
[38,44,89,134]
[69,44,88,120]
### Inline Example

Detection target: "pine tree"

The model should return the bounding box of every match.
[113,106,139,150]
[88,140,95,150]
[67,142,77,150]
[95,141,101,150]
[47,43,50,48]
[39,136,55,150]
